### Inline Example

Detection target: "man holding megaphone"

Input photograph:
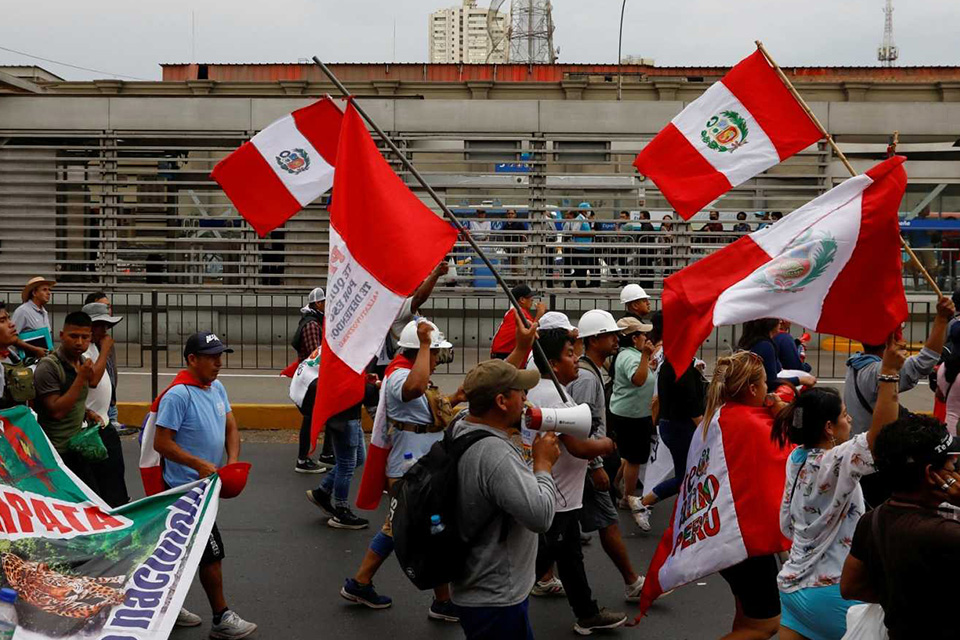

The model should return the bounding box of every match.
[519,319,629,635]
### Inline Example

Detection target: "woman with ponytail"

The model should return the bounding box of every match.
[697,350,793,640]
[776,336,907,640]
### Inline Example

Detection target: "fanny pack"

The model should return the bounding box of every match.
[389,384,458,435]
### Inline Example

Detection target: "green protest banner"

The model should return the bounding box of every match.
[0,405,220,639]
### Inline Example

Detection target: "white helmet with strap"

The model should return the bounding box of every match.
[397,319,453,349]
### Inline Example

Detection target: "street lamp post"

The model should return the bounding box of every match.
[617,0,626,100]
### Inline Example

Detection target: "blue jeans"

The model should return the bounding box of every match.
[318,420,364,507]
[458,598,534,640]
[652,418,698,500]
[108,404,118,424]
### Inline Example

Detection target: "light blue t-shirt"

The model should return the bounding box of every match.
[157,381,231,488]
[384,368,440,478]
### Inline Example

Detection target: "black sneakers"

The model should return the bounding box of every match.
[327,506,369,530]
[295,458,327,474]
[305,489,336,516]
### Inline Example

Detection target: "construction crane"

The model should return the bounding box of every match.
[877,0,899,67]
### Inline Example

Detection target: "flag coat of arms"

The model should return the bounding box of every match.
[634,49,823,219]
[211,97,343,237]
[663,156,909,375]
[310,104,458,455]
[639,402,792,614]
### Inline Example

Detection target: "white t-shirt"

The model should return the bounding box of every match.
[83,344,112,424]
[778,432,876,592]
[289,347,320,408]
[525,378,588,513]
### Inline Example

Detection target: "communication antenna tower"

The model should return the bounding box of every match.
[487,0,557,63]
[877,0,898,67]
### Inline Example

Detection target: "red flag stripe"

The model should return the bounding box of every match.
[662,235,771,374]
[633,124,733,220]
[210,142,304,237]
[721,50,823,161]
[816,157,908,343]
[329,106,458,294]
[292,99,343,166]
[310,335,365,452]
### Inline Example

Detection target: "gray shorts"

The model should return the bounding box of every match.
[578,476,619,533]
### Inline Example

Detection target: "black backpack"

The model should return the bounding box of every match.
[390,428,501,590]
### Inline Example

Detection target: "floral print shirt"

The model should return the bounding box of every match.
[777,433,876,592]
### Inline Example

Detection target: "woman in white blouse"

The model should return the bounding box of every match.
[775,337,906,640]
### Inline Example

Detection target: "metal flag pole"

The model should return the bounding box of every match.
[312,56,571,402]
[756,41,942,298]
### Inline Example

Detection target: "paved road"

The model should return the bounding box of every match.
[116,439,734,640]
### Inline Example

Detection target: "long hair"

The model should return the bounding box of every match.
[771,387,843,448]
[702,351,767,435]
[737,318,779,351]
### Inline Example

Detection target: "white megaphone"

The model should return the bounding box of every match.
[523,403,592,440]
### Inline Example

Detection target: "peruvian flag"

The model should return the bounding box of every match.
[664,156,908,376]
[634,48,823,219]
[211,97,343,237]
[638,402,792,615]
[310,104,458,457]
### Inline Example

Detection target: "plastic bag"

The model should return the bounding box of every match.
[842,603,888,640]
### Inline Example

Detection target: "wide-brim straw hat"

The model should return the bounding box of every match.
[21,277,56,303]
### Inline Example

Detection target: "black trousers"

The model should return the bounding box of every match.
[535,509,599,620]
[298,379,334,460]
[91,425,130,507]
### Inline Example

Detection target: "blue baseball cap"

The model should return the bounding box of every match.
[184,331,234,358]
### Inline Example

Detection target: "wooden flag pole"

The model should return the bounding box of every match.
[756,41,942,297]
[312,56,571,402]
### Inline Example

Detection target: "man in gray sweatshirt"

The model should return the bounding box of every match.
[451,359,560,639]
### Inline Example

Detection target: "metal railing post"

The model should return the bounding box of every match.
[151,290,159,399]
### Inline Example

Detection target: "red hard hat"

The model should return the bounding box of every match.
[218,462,251,499]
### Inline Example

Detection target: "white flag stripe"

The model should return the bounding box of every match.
[748,174,873,257]
[714,193,863,329]
[671,81,780,187]
[324,226,406,373]
[250,115,334,208]
[658,412,747,591]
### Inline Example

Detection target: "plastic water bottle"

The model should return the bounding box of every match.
[0,587,18,640]
[399,452,416,475]
[429,514,445,536]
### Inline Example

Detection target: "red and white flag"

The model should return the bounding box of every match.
[634,48,823,219]
[211,97,343,237]
[638,402,792,615]
[663,156,908,375]
[310,104,458,452]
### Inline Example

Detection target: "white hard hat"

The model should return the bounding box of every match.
[307,287,325,303]
[538,311,575,332]
[577,309,620,339]
[620,284,650,305]
[397,319,453,350]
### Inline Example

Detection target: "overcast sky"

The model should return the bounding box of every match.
[2,1,957,81]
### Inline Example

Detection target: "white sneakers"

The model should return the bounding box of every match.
[209,610,258,639]
[624,576,646,602]
[175,607,202,627]
[632,505,653,532]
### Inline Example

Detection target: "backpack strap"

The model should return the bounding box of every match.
[851,366,875,416]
